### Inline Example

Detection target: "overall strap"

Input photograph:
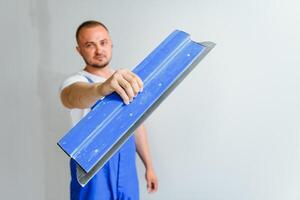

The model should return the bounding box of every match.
[84,75,94,84]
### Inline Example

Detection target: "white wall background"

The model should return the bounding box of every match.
[1,0,299,199]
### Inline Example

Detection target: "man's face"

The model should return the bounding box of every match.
[76,26,113,68]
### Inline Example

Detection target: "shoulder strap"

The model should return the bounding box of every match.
[83,75,94,83]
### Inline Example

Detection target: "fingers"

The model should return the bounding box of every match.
[147,178,158,193]
[146,171,158,193]
[118,77,135,103]
[147,180,152,193]
[105,69,143,104]
[111,80,131,105]
[125,72,144,92]
[151,178,158,193]
[122,72,142,95]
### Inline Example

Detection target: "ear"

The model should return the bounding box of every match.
[76,46,82,55]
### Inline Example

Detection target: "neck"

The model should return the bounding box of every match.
[84,65,113,79]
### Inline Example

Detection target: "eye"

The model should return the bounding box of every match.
[100,40,108,46]
[85,42,96,49]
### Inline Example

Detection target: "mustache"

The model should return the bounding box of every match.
[95,53,106,57]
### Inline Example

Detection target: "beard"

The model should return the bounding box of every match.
[83,56,111,69]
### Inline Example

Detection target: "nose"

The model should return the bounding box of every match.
[95,44,103,54]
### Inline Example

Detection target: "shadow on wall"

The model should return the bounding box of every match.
[30,0,70,199]
[37,68,70,200]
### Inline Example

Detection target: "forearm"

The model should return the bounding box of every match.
[60,82,105,109]
[60,69,144,109]
[135,124,154,170]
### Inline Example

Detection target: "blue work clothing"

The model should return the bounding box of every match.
[70,75,139,200]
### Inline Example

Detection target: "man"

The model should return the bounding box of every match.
[60,20,158,200]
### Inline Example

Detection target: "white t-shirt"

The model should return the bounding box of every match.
[60,70,106,126]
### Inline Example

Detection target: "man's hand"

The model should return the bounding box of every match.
[145,167,158,193]
[60,68,143,109]
[135,124,158,193]
[98,69,143,104]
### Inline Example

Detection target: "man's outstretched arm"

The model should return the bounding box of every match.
[60,69,143,109]
[135,124,158,193]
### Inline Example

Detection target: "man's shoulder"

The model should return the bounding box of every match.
[60,71,89,91]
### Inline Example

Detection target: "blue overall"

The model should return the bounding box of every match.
[70,75,139,200]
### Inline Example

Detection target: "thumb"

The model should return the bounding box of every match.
[147,179,151,192]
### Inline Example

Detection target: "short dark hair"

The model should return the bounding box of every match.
[76,20,109,43]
